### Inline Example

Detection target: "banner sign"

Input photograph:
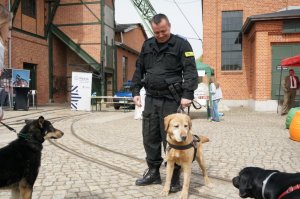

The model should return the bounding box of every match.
[197,70,206,77]
[71,72,92,111]
[277,66,288,70]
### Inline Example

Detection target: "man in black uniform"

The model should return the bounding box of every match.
[131,14,198,192]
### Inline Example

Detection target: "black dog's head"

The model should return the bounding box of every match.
[19,116,64,143]
[232,167,279,199]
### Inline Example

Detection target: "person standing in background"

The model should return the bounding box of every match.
[209,77,222,122]
[281,69,300,115]
[0,4,12,121]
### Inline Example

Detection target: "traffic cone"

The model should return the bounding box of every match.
[289,111,300,142]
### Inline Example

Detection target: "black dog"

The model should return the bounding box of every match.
[232,167,300,199]
[0,116,64,199]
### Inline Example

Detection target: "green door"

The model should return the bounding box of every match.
[271,44,300,100]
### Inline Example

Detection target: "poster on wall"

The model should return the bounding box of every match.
[12,69,30,88]
[71,72,92,111]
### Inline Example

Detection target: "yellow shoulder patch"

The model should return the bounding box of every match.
[185,52,194,57]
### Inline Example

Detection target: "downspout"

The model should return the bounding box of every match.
[48,1,54,102]
[8,1,11,69]
[48,29,53,102]
[113,3,117,94]
[100,0,105,96]
[8,2,12,110]
[113,38,117,94]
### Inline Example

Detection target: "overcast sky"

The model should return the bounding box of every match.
[115,0,203,58]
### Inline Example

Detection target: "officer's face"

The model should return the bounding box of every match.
[151,19,171,43]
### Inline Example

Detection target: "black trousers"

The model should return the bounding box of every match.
[142,95,179,168]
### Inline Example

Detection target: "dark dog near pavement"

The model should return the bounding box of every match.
[232,167,300,199]
[0,116,64,199]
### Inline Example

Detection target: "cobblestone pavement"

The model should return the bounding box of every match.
[0,105,299,199]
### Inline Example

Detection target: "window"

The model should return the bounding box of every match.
[221,11,243,71]
[283,20,300,33]
[122,56,128,83]
[22,0,36,18]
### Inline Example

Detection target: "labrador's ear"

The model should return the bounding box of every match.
[164,114,176,132]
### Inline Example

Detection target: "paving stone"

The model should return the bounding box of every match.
[0,106,299,199]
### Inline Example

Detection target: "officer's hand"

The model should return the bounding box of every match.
[181,98,192,108]
[133,96,142,107]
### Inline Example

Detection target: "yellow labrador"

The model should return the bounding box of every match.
[161,113,210,199]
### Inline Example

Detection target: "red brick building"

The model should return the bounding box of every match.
[115,23,147,91]
[0,0,145,106]
[202,0,300,111]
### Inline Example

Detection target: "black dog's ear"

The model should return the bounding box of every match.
[25,119,33,124]
[38,116,45,128]
[232,176,240,188]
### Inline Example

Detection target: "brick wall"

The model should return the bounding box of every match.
[116,48,138,91]
[0,1,142,105]
[122,25,146,52]
[11,32,49,104]
[115,25,147,91]
[203,0,300,102]
[54,2,101,63]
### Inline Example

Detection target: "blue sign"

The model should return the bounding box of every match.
[12,69,30,88]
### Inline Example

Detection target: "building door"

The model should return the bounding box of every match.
[23,63,37,90]
[271,44,300,100]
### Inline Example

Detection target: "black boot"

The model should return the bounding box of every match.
[170,164,181,193]
[135,167,162,186]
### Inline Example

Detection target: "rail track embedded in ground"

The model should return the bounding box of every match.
[47,113,233,199]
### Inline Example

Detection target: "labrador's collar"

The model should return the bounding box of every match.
[167,140,194,150]
[167,135,200,162]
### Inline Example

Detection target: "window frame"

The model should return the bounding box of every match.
[21,0,36,18]
[221,11,243,71]
[122,56,128,83]
[283,19,300,34]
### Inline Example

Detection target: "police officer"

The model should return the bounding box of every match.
[131,14,198,192]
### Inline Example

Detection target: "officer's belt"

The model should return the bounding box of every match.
[146,88,170,96]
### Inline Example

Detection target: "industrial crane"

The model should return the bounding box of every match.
[130,0,156,36]
[130,0,202,42]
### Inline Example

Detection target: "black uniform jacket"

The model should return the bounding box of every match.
[131,34,198,100]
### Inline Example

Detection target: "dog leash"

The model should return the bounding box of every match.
[0,121,17,133]
[191,100,202,110]
[177,105,186,113]
[177,100,202,114]
[278,184,300,199]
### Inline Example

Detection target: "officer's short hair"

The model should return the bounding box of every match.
[151,13,170,25]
